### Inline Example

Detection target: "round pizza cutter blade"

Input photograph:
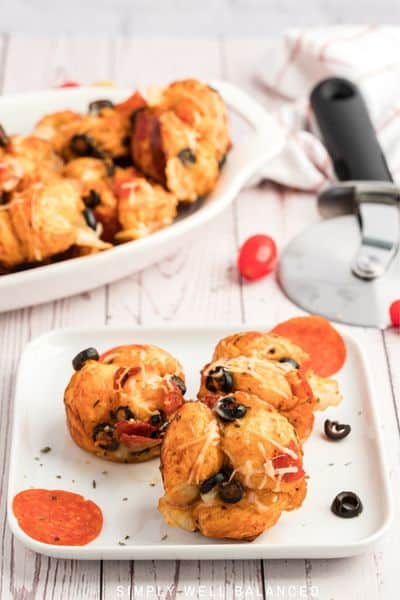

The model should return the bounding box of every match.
[278,213,400,328]
[277,77,400,328]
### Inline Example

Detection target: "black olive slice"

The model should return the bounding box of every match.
[0,124,9,147]
[83,189,101,209]
[331,491,363,518]
[324,419,351,441]
[279,357,300,369]
[115,405,135,421]
[218,153,227,170]
[214,396,247,422]
[105,160,115,177]
[219,465,233,480]
[92,423,119,451]
[205,366,233,394]
[70,133,95,156]
[88,99,114,114]
[113,154,133,168]
[69,133,106,159]
[199,472,226,495]
[170,375,187,395]
[178,148,196,165]
[0,191,10,205]
[72,347,99,370]
[218,479,244,504]
[83,207,97,230]
[150,411,165,425]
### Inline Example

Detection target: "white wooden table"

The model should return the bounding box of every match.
[0,35,399,600]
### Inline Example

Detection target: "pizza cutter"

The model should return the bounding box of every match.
[278,77,400,327]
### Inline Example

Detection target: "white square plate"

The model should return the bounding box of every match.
[7,326,392,559]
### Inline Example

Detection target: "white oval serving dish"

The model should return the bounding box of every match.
[0,82,285,312]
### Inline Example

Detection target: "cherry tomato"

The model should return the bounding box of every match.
[237,234,277,281]
[389,300,400,327]
[57,81,80,88]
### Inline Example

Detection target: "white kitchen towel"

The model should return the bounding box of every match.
[257,25,400,190]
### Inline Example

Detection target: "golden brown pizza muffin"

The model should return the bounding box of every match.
[131,107,219,203]
[64,344,186,463]
[158,394,307,540]
[159,78,231,162]
[198,355,317,441]
[0,178,109,269]
[217,331,343,411]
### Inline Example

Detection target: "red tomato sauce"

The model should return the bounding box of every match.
[12,489,103,546]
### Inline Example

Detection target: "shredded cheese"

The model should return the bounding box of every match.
[204,358,291,400]
[187,419,220,484]
[273,466,298,477]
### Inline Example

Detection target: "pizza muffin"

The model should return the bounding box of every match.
[131,107,219,203]
[64,344,186,463]
[158,78,231,162]
[198,331,342,440]
[158,394,306,541]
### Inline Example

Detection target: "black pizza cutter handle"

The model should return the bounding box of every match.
[310,77,400,280]
[311,77,393,182]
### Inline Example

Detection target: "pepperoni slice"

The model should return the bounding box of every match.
[163,389,184,415]
[272,442,304,482]
[115,420,161,451]
[12,489,103,546]
[115,91,146,118]
[271,316,346,377]
[115,420,158,437]
[99,344,147,364]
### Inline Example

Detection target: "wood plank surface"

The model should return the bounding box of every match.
[0,33,398,600]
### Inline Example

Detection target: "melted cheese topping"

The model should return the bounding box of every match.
[247,491,279,514]
[188,419,220,484]
[200,488,218,505]
[229,436,298,491]
[204,357,292,400]
[273,466,298,476]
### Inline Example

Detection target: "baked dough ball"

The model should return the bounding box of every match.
[159,79,231,162]
[158,394,306,540]
[0,179,109,269]
[0,135,62,193]
[64,344,186,463]
[209,330,343,429]
[113,170,178,241]
[131,107,219,203]
[198,356,316,441]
